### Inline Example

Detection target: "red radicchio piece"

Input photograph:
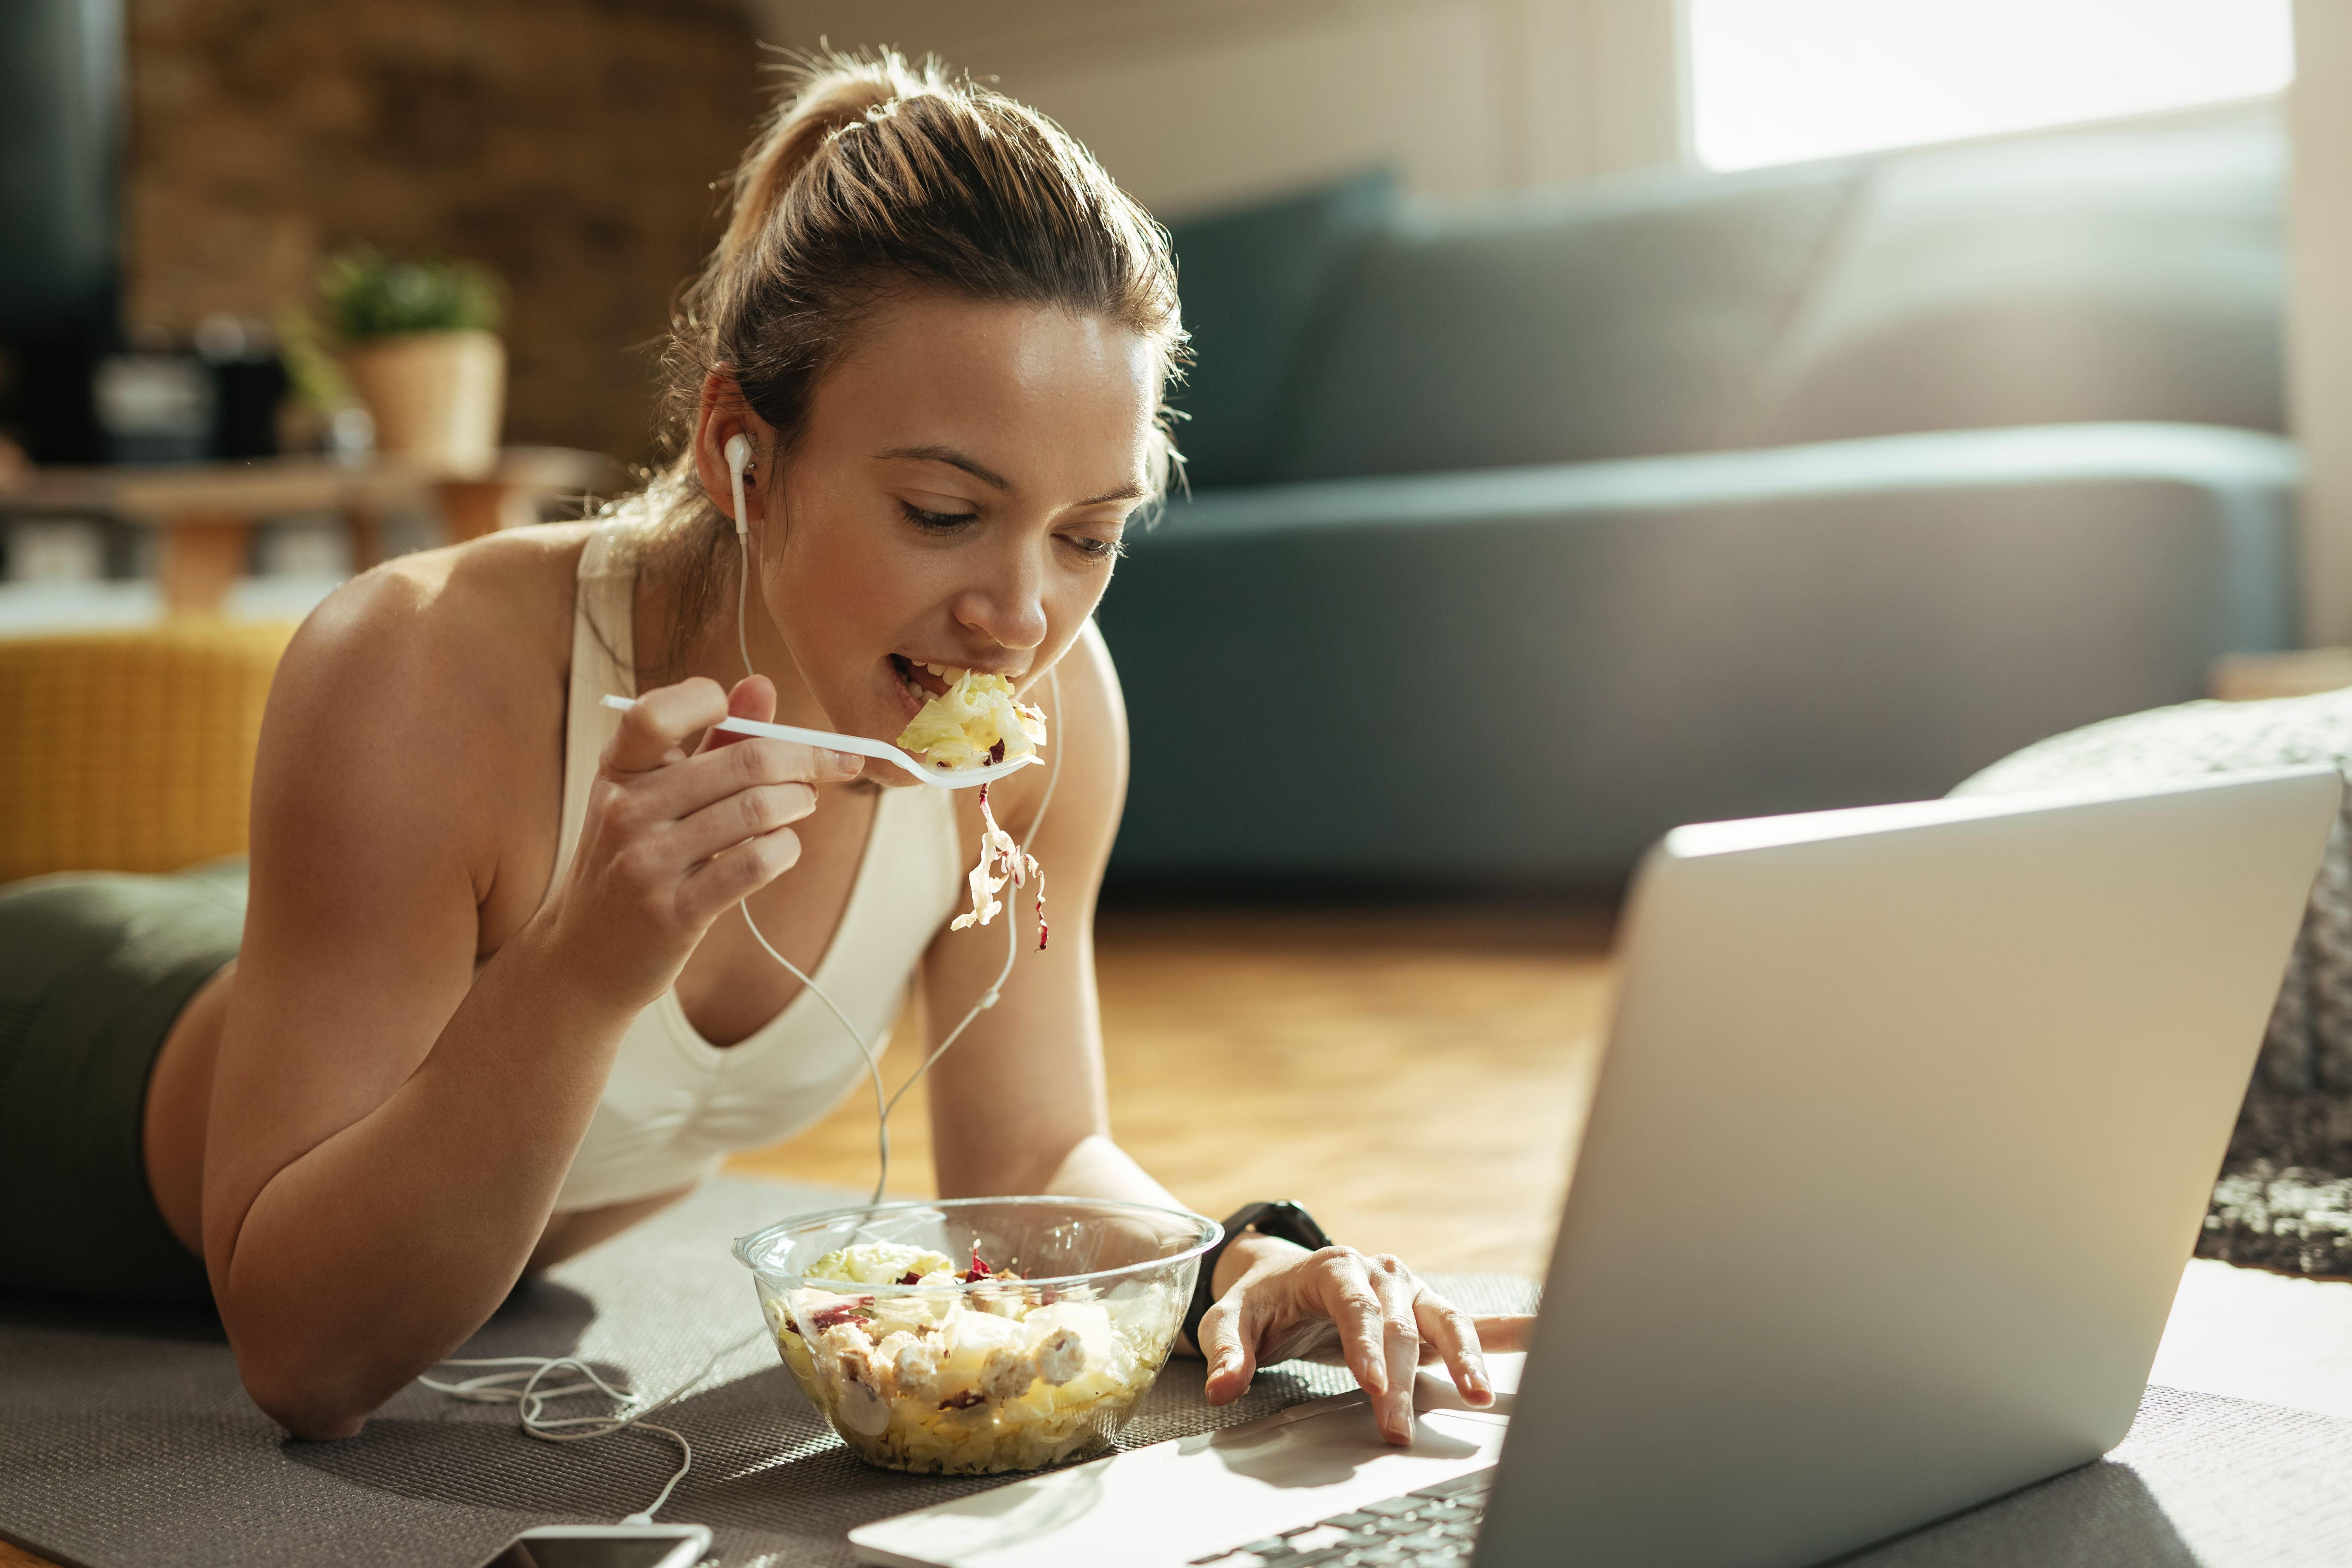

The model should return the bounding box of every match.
[808,1298,874,1331]
[896,1271,923,1286]
[959,1247,993,1283]
[989,739,1006,763]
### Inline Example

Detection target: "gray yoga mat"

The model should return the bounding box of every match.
[0,1177,1518,1567]
[3,1175,2351,1568]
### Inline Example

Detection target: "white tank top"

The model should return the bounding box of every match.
[550,521,963,1212]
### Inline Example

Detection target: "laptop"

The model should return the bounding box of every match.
[851,767,2340,1568]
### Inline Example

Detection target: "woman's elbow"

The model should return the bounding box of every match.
[231,1335,385,1441]
[240,1359,376,1440]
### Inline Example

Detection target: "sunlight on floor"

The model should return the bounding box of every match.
[726,906,1619,1277]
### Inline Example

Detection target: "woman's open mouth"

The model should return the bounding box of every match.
[888,654,965,713]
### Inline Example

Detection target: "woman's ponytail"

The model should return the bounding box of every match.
[712,57,913,276]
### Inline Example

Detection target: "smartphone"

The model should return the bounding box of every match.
[472,1523,713,1568]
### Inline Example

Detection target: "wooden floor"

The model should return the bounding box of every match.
[728,903,1621,1276]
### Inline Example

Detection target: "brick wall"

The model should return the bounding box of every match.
[126,0,762,464]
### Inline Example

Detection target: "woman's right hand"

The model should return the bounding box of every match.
[543,674,864,1007]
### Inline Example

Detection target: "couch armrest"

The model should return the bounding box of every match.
[1102,423,2301,888]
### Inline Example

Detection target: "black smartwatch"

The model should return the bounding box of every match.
[1184,1200,1332,1356]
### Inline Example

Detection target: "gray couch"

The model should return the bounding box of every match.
[1097,105,2294,891]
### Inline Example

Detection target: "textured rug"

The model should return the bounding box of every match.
[6,1177,2352,1567]
[2201,1163,2352,1277]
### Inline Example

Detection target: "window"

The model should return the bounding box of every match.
[1688,0,2295,172]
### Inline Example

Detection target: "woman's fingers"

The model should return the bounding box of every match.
[662,781,820,869]
[1412,1289,1493,1406]
[674,825,803,928]
[1194,1248,1510,1445]
[1199,1292,1258,1408]
[1295,1248,1399,1417]
[572,675,867,959]
[693,675,777,753]
[632,727,862,823]
[1363,1257,1424,1443]
[602,678,730,775]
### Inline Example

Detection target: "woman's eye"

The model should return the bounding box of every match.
[899,501,977,531]
[1067,534,1125,561]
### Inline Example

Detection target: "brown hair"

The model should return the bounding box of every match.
[628,50,1185,663]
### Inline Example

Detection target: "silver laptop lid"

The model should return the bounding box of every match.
[1477,767,2340,1568]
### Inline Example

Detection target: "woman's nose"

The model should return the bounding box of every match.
[955,547,1049,649]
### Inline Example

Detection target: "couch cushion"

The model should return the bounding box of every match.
[1271,160,1860,481]
[1749,107,2286,445]
[1162,170,1396,489]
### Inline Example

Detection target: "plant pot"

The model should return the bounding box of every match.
[342,329,505,474]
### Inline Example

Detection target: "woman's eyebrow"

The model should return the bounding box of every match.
[875,445,1145,508]
[874,444,1011,490]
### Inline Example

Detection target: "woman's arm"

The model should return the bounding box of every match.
[203,540,854,1439]
[917,625,1521,1446]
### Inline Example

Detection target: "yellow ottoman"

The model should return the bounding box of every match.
[0,621,297,881]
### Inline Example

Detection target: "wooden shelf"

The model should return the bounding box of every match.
[0,448,622,613]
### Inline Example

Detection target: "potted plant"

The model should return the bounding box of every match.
[322,248,506,473]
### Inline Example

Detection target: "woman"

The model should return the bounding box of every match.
[0,54,1521,1443]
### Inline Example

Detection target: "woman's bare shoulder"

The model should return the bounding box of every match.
[251,523,599,908]
[289,522,594,698]
[269,523,606,762]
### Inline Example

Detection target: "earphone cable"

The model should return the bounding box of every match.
[734,519,896,1197]
[882,665,1064,1130]
[729,472,1066,1204]
[422,1324,765,1524]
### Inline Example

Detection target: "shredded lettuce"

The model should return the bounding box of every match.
[895,671,1047,772]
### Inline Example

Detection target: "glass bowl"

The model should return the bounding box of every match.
[733,1196,1222,1474]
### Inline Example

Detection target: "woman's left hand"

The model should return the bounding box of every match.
[1195,1236,1535,1445]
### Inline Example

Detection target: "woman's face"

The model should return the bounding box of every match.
[728,291,1157,778]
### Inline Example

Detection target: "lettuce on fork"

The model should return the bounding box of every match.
[895,671,1048,771]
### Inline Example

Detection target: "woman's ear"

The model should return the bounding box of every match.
[691,372,773,528]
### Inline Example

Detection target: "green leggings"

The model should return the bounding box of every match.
[0,862,245,1306]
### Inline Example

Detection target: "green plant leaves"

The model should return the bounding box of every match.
[319,248,505,341]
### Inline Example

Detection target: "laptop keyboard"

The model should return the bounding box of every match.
[1188,1467,1494,1568]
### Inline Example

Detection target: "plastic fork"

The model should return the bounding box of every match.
[597,693,1040,787]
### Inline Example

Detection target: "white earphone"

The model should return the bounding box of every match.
[724,432,753,539]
